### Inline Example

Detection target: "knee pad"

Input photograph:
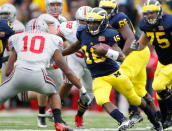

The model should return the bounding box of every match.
[157,88,171,100]
[143,93,154,105]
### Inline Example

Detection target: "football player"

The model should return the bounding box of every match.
[0,20,15,84]
[135,0,172,129]
[0,3,25,82]
[62,7,163,131]
[17,0,68,127]
[0,18,88,131]
[99,0,159,125]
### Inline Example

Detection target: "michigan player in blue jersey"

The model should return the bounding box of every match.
[99,0,160,125]
[62,7,163,131]
[0,20,14,83]
[136,0,172,129]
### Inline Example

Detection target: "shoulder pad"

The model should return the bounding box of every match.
[77,25,86,32]
[161,14,172,29]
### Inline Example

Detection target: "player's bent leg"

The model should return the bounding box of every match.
[93,78,134,130]
[109,72,162,130]
[59,83,73,100]
[37,94,48,128]
[75,91,94,129]
[48,93,73,131]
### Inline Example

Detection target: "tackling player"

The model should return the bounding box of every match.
[0,18,86,131]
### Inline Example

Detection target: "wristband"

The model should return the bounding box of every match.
[80,86,86,94]
[105,49,119,61]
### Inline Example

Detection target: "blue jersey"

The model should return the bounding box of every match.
[76,25,119,78]
[0,20,15,68]
[140,14,172,65]
[109,12,137,49]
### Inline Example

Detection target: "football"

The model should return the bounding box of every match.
[93,43,111,49]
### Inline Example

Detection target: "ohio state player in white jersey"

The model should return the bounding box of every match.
[0,3,25,82]
[0,18,85,131]
[57,6,93,129]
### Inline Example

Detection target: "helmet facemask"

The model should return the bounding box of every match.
[46,0,63,18]
[143,0,162,25]
[86,8,108,36]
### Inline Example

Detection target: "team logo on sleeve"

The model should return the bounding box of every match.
[0,32,5,38]
[98,36,105,42]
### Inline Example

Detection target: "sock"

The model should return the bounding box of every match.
[164,95,172,111]
[140,104,155,124]
[110,109,125,124]
[39,106,45,114]
[158,100,167,122]
[77,111,84,117]
[52,109,63,123]
[129,105,139,113]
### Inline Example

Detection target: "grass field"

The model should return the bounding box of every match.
[0,109,172,131]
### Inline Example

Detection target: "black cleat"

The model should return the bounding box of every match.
[163,111,172,129]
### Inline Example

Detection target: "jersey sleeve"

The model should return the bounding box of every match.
[106,29,120,46]
[58,21,71,37]
[114,12,130,29]
[51,35,64,52]
[8,34,17,51]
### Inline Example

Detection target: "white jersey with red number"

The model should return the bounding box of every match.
[58,21,86,67]
[38,13,67,30]
[8,30,63,70]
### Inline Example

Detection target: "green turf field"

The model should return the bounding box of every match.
[0,109,172,131]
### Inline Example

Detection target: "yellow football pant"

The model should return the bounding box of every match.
[120,46,150,97]
[153,62,172,93]
[92,70,141,106]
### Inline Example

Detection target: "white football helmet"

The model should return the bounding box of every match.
[75,6,92,26]
[25,18,48,32]
[45,0,63,18]
[0,3,16,23]
[75,6,92,21]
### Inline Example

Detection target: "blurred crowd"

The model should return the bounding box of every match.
[0,0,172,109]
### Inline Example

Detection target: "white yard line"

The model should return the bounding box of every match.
[1,128,172,131]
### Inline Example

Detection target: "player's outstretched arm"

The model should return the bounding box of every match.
[62,40,81,56]
[5,48,17,76]
[53,49,82,89]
